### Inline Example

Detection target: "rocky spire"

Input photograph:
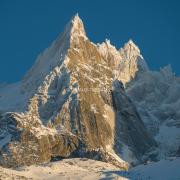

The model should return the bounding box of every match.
[64,13,87,43]
[70,14,86,36]
[124,39,141,54]
[118,39,149,84]
[22,14,87,87]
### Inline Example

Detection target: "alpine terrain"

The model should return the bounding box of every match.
[0,14,179,179]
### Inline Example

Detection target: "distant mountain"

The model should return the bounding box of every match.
[0,14,179,169]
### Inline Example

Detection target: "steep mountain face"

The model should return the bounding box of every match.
[0,15,178,169]
[112,80,156,163]
[126,65,180,159]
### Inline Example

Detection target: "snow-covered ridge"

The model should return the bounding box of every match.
[0,158,179,180]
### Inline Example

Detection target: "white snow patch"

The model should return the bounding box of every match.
[130,157,180,180]
[91,104,98,114]
[121,144,137,164]
[155,124,180,158]
[0,82,27,112]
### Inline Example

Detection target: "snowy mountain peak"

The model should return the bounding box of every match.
[21,14,87,89]
[124,39,141,54]
[105,39,112,46]
[69,14,87,41]
[71,13,82,24]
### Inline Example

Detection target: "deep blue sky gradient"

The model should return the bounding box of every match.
[0,0,179,82]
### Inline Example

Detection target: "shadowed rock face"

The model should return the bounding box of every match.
[0,15,156,168]
[112,80,157,163]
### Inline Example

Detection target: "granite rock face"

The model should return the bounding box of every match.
[0,15,158,168]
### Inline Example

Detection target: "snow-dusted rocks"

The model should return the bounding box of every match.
[126,65,180,159]
[0,14,179,170]
[118,40,149,85]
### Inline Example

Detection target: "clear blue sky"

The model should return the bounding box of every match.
[0,0,179,83]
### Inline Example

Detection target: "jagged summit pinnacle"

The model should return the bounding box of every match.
[68,13,87,39]
[127,39,136,45]
[71,13,81,23]
[124,39,140,53]
[23,14,87,84]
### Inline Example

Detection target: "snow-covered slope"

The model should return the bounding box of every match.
[0,14,179,172]
[129,157,180,180]
[126,65,180,159]
[0,157,179,180]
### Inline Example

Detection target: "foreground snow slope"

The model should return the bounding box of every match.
[0,158,179,180]
[130,157,180,180]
